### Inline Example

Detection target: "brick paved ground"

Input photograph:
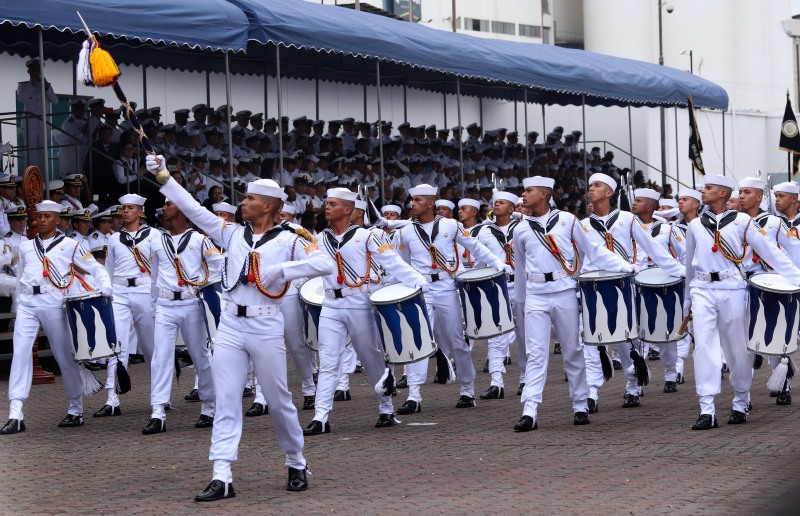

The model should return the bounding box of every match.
[1,341,798,515]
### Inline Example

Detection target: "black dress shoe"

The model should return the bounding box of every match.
[142,418,166,434]
[396,400,421,414]
[375,413,401,428]
[195,480,235,502]
[513,415,537,432]
[242,387,254,398]
[647,348,661,361]
[553,343,561,355]
[396,375,408,389]
[303,420,331,436]
[777,392,792,406]
[58,414,84,428]
[504,356,512,365]
[663,381,678,393]
[721,363,729,373]
[195,415,214,428]
[727,410,747,425]
[245,402,268,417]
[612,359,623,371]
[516,383,525,396]
[691,414,718,430]
[0,418,25,435]
[333,390,351,401]
[677,373,685,384]
[455,395,476,408]
[483,359,490,373]
[587,398,598,414]
[286,467,308,492]
[185,389,200,402]
[313,372,318,384]
[573,412,590,425]
[93,405,121,417]
[354,364,363,374]
[128,354,145,364]
[85,362,103,371]
[302,395,315,410]
[479,386,504,399]
[622,394,640,408]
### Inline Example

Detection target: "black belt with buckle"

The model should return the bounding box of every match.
[430,273,440,282]
[508,274,515,282]
[236,304,248,317]
[126,278,137,287]
[32,285,42,295]
[710,272,721,282]
[333,289,344,299]
[172,291,185,300]
[544,272,554,282]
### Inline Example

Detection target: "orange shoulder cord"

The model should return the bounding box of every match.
[247,252,290,299]
[544,219,581,275]
[42,246,93,292]
[712,220,750,264]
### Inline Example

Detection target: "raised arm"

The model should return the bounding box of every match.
[631,222,686,277]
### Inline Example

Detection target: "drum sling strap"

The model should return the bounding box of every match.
[588,211,632,261]
[322,225,365,286]
[33,233,71,288]
[699,211,751,278]
[528,210,580,276]
[119,226,152,274]
[752,212,776,272]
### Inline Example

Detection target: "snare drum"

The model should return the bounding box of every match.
[455,267,515,339]
[370,283,437,364]
[577,270,636,345]
[64,291,119,361]
[747,272,800,356]
[634,267,684,343]
[299,277,324,351]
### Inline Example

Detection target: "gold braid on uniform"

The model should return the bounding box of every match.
[248,252,289,299]
[713,219,751,264]
[544,219,580,275]
[603,220,637,265]
[173,257,209,288]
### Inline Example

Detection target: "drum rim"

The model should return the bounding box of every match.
[370,283,422,305]
[577,270,633,282]
[63,290,104,301]
[747,272,800,295]
[455,267,503,282]
[299,276,325,305]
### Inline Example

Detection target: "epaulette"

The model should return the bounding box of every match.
[284,224,317,245]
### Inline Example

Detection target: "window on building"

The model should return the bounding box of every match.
[543,27,551,44]
[519,24,542,38]
[464,17,489,32]
[541,0,550,15]
[456,16,462,29]
[491,21,516,35]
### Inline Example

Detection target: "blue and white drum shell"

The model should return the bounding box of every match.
[200,280,222,339]
[455,267,515,339]
[634,267,684,343]
[370,283,437,364]
[64,291,119,361]
[578,270,636,346]
[299,276,324,351]
[747,273,800,356]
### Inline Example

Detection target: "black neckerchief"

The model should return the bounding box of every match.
[527,209,560,235]
[243,223,283,249]
[119,226,151,250]
[161,230,195,262]
[413,216,442,248]
[33,234,68,285]
[700,210,744,265]
[588,210,620,234]
[754,210,771,228]
[322,225,360,253]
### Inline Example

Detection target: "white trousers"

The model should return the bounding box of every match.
[314,306,392,423]
[514,300,527,382]
[282,296,317,395]
[691,287,751,415]
[151,301,214,419]
[521,289,588,419]
[8,304,83,419]
[209,320,305,482]
[405,287,475,400]
[105,291,155,405]
[337,343,357,391]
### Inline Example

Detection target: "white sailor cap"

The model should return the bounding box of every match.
[738,177,767,191]
[588,173,617,192]
[212,202,237,215]
[458,198,481,210]
[773,181,800,195]
[326,188,359,202]
[281,205,297,215]
[35,200,64,213]
[408,184,438,197]
[381,204,402,215]
[354,200,367,211]
[703,174,737,191]
[678,189,702,202]
[730,190,740,199]
[88,238,107,253]
[119,193,147,206]
[634,188,661,202]
[659,198,679,209]
[435,199,455,210]
[522,176,555,189]
[493,191,519,205]
[248,179,284,199]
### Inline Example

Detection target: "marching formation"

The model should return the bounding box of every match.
[2,157,799,502]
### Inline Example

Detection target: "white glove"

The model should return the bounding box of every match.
[101,287,113,298]
[502,264,514,276]
[262,264,285,285]
[511,212,522,221]
[417,282,430,294]
[145,154,170,184]
[374,217,389,229]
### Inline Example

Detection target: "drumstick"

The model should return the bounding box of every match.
[677,311,692,336]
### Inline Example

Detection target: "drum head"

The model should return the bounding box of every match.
[749,272,800,294]
[299,276,325,306]
[634,267,682,287]
[64,290,103,302]
[370,283,420,304]
[456,267,501,282]
[577,270,631,282]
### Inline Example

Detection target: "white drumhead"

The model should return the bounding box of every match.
[299,276,325,306]
[635,267,681,287]
[749,272,800,294]
[578,270,630,281]
[370,283,419,304]
[64,290,103,302]
[456,267,502,282]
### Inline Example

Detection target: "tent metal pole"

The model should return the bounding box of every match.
[582,95,588,201]
[524,90,529,177]
[376,60,385,206]
[628,106,635,176]
[479,96,483,130]
[674,106,680,188]
[142,48,147,109]
[225,52,235,201]
[264,58,269,120]
[514,99,518,133]
[38,27,50,196]
[363,78,368,122]
[403,79,408,123]
[541,103,546,137]
[205,56,211,107]
[443,92,447,129]
[276,44,284,186]
[721,110,726,176]
[457,78,464,197]
[315,73,320,120]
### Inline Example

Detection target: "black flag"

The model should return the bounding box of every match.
[779,93,800,155]
[688,96,705,176]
